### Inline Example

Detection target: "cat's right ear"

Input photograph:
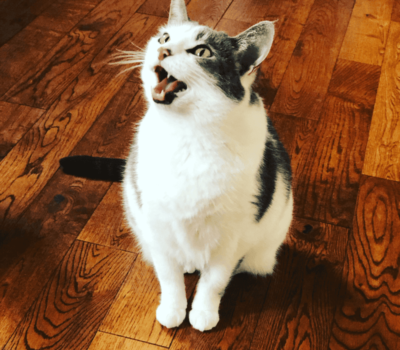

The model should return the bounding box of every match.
[234,21,275,75]
[169,0,189,25]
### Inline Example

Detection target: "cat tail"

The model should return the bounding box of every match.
[59,156,126,182]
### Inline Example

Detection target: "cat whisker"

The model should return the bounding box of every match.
[129,41,145,51]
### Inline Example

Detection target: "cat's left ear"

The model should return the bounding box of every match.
[169,0,189,25]
[234,21,275,75]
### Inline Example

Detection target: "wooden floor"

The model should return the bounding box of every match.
[1,0,400,349]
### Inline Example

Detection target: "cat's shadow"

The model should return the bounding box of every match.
[181,233,346,334]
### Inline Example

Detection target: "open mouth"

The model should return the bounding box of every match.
[152,65,187,104]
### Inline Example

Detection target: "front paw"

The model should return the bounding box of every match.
[189,308,219,332]
[156,303,186,328]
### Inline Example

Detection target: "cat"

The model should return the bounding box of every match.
[60,0,293,332]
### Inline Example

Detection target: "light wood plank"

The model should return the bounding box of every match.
[329,176,400,349]
[100,256,198,347]
[88,332,166,350]
[292,59,380,227]
[3,241,135,350]
[339,0,394,66]
[363,21,400,181]
[250,218,349,350]
[0,102,44,160]
[78,183,138,252]
[270,0,354,120]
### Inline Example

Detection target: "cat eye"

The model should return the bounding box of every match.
[187,45,213,58]
[158,33,170,44]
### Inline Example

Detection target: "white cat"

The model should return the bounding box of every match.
[118,0,292,332]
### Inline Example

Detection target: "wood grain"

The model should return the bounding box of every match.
[292,59,380,227]
[329,176,400,350]
[270,0,354,120]
[250,218,349,350]
[224,0,316,107]
[0,0,54,46]
[4,0,147,109]
[170,274,269,350]
[0,77,141,347]
[339,0,394,66]
[78,183,138,252]
[29,0,97,33]
[0,25,63,98]
[137,0,190,18]
[393,0,400,22]
[0,102,44,160]
[362,21,400,181]
[187,0,233,28]
[3,240,135,350]
[0,14,162,224]
[100,256,198,347]
[88,331,166,350]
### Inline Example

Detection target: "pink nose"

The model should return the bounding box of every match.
[158,47,171,61]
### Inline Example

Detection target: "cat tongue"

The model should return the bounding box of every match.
[152,77,181,101]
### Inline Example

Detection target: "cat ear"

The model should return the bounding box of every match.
[234,21,275,75]
[169,0,189,25]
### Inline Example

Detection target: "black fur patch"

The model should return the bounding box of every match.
[197,31,245,101]
[253,118,292,222]
[250,90,260,105]
[59,156,126,182]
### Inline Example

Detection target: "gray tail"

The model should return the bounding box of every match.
[59,156,126,182]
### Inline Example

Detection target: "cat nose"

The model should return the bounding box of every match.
[158,47,171,61]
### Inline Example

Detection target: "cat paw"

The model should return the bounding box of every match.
[189,309,219,332]
[156,304,186,328]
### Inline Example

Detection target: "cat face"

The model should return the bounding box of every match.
[117,0,275,114]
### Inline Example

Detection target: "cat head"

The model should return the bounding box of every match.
[114,0,275,116]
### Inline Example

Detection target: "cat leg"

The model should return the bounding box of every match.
[152,254,187,328]
[189,258,236,331]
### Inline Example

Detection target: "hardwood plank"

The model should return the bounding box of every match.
[292,59,380,227]
[0,102,44,160]
[362,21,400,181]
[270,0,354,120]
[187,0,233,28]
[88,332,166,350]
[78,183,138,252]
[0,14,163,224]
[4,0,148,109]
[0,0,54,46]
[137,0,190,18]
[215,18,251,36]
[223,0,315,107]
[329,176,400,350]
[393,0,400,22]
[0,77,142,347]
[170,274,268,350]
[339,0,394,66]
[3,240,135,350]
[29,0,97,33]
[250,218,349,350]
[0,25,63,98]
[100,256,198,347]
